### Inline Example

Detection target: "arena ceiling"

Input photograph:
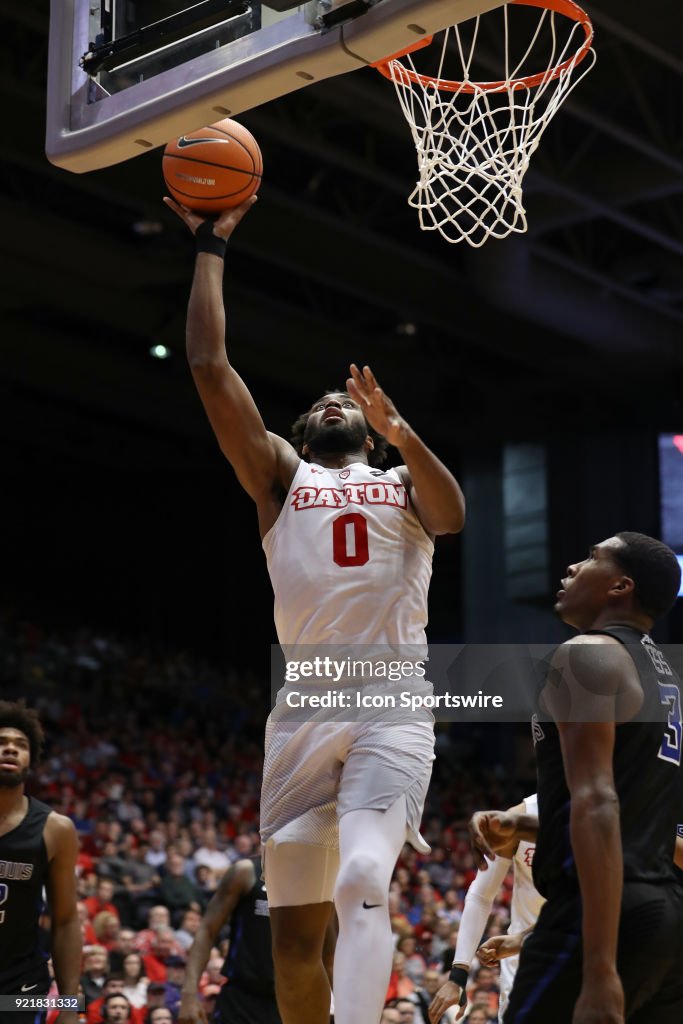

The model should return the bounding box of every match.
[2,0,683,471]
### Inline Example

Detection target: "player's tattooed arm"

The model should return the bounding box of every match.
[179,859,256,1024]
[45,814,82,1024]
[346,363,465,535]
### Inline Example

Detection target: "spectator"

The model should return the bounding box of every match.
[194,827,230,883]
[109,929,138,972]
[392,997,419,1024]
[193,862,216,904]
[145,831,167,871]
[144,982,168,1017]
[429,920,454,962]
[386,952,416,1002]
[78,902,98,946]
[174,907,202,951]
[121,952,149,1009]
[145,1009,173,1024]
[85,878,120,923]
[159,853,197,920]
[101,993,133,1023]
[142,928,185,982]
[161,956,185,1016]
[397,935,427,985]
[134,907,172,957]
[466,1011,492,1024]
[86,975,143,1024]
[413,969,459,1024]
[93,911,120,951]
[381,1009,401,1024]
[81,946,110,1006]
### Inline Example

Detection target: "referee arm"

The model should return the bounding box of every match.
[179,859,256,1024]
[45,814,82,1024]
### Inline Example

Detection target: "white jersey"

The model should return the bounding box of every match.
[262,460,434,651]
[509,793,545,933]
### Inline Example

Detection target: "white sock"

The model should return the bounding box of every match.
[333,796,408,1024]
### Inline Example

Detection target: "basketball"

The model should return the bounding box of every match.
[162,118,263,214]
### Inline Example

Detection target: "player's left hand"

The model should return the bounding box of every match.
[572,971,624,1024]
[428,980,467,1024]
[346,364,409,448]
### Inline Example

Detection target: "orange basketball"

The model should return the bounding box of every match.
[162,118,263,214]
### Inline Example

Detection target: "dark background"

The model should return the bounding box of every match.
[2,0,683,658]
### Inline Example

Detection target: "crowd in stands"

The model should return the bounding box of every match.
[2,617,530,1023]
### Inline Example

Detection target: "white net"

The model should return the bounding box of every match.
[379,0,596,247]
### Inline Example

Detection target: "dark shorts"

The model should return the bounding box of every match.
[216,984,281,1024]
[0,956,50,1024]
[504,881,683,1024]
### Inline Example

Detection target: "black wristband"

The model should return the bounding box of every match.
[448,966,469,991]
[195,220,227,258]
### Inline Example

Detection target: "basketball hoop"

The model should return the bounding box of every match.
[373,0,596,246]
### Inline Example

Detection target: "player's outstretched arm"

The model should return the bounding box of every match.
[179,859,256,1024]
[45,814,82,1024]
[165,197,298,509]
[346,364,465,535]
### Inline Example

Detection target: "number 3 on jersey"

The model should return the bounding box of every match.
[658,681,682,766]
[333,513,369,567]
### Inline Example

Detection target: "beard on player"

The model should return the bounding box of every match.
[0,763,29,788]
[303,417,370,459]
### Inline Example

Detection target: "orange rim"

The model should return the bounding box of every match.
[372,0,594,94]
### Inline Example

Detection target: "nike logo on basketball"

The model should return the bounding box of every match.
[362,900,382,909]
[177,136,229,148]
[21,984,37,992]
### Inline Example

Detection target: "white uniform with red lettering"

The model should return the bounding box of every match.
[260,460,436,884]
[499,794,545,1020]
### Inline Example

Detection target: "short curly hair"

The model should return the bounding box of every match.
[290,390,389,467]
[0,700,45,765]
[612,532,681,621]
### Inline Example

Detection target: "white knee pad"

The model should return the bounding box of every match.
[264,840,340,908]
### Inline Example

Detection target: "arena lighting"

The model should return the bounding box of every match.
[150,344,171,359]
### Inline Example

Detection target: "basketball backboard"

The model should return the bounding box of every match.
[46,0,507,173]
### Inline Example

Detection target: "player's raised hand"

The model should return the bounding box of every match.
[163,195,257,240]
[428,980,467,1024]
[346,364,408,448]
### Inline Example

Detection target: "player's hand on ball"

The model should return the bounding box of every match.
[163,195,257,240]
[346,364,409,448]
[428,980,467,1024]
